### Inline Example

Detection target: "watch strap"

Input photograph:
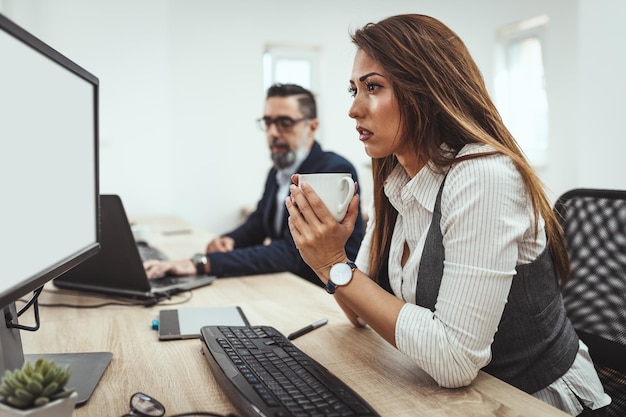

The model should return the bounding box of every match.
[325,280,337,294]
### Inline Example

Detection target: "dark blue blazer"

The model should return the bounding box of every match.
[207,141,365,286]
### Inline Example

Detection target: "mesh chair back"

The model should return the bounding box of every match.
[555,188,626,416]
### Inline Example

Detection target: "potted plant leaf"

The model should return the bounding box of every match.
[0,358,77,417]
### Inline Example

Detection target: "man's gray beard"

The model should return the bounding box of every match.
[271,150,296,170]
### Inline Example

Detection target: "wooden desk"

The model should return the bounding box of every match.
[18,216,569,416]
[129,214,215,259]
[19,273,569,417]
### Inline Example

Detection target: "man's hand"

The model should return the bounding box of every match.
[206,236,235,253]
[143,259,195,279]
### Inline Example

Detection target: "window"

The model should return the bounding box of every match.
[495,15,549,167]
[262,45,319,92]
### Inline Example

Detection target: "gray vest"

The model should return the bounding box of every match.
[378,178,579,393]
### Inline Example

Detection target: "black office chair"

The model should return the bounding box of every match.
[554,188,626,417]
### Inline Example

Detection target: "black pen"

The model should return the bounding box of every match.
[287,318,329,340]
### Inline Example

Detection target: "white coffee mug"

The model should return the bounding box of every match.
[298,173,355,222]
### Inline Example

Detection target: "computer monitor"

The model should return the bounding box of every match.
[0,12,106,403]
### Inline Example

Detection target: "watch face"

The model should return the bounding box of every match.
[193,254,206,264]
[330,262,353,286]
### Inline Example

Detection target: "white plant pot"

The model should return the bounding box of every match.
[0,392,77,417]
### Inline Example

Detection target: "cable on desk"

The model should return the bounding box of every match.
[23,288,194,309]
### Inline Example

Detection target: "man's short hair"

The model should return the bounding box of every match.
[266,83,317,119]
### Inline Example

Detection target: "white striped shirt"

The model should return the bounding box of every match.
[355,144,610,415]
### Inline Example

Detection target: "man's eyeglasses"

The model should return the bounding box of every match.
[121,392,235,417]
[256,116,309,133]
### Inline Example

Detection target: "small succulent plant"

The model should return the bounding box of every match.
[0,358,74,409]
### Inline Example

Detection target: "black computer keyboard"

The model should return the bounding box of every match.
[136,242,168,261]
[200,325,381,417]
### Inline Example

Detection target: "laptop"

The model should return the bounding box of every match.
[54,194,216,300]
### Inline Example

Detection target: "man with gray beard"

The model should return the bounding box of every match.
[144,83,364,287]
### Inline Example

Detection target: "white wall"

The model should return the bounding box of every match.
[2,0,625,234]
[577,0,626,192]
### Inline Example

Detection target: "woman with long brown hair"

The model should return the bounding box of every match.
[286,14,609,416]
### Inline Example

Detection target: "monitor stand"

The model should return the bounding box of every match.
[2,304,112,407]
[25,352,112,406]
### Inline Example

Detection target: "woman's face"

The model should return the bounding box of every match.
[348,49,404,160]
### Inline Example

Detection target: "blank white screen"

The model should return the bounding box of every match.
[0,29,97,299]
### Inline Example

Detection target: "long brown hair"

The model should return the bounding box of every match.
[351,14,569,284]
